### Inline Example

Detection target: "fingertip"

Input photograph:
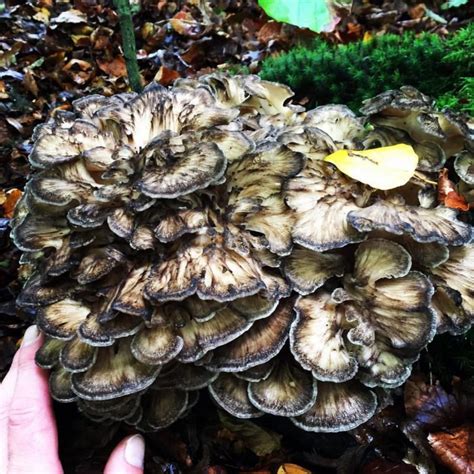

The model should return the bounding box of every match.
[104,434,145,474]
[21,325,41,348]
[124,435,145,469]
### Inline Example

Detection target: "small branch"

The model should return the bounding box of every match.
[113,0,142,92]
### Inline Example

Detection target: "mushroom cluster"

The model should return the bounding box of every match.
[12,75,473,432]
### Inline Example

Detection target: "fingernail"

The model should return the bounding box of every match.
[21,325,39,347]
[124,434,145,468]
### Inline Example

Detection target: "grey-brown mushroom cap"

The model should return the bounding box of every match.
[140,389,189,430]
[71,341,160,401]
[60,338,98,373]
[348,197,472,246]
[205,299,293,372]
[209,373,263,419]
[291,381,377,433]
[177,306,254,363]
[285,161,366,252]
[35,338,65,370]
[130,325,184,366]
[248,355,317,417]
[291,291,357,382]
[282,247,345,295]
[138,140,227,199]
[50,368,78,403]
[454,151,474,185]
[144,232,270,303]
[344,239,436,351]
[37,298,91,341]
[430,244,474,325]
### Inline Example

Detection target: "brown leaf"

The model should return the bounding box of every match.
[23,69,39,97]
[428,424,474,474]
[154,66,180,86]
[404,375,461,431]
[63,59,93,85]
[1,189,23,218]
[257,21,283,44]
[170,11,203,38]
[96,57,127,78]
[438,169,469,211]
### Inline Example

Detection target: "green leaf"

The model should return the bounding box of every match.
[441,0,469,10]
[258,0,352,33]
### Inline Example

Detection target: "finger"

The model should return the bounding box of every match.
[104,435,145,474]
[0,344,20,470]
[7,325,63,474]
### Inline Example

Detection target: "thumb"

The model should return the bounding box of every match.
[7,325,63,473]
[104,434,145,474]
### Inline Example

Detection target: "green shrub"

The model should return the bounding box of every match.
[259,24,473,113]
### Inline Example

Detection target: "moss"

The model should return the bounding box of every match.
[259,24,474,114]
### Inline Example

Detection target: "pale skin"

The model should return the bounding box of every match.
[0,325,145,474]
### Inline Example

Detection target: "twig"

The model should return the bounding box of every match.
[112,0,142,92]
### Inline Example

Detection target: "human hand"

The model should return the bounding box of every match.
[0,325,145,474]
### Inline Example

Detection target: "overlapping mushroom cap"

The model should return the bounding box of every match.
[12,74,473,433]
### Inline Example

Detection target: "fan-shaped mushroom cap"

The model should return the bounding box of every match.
[283,247,345,295]
[348,196,472,246]
[112,265,151,317]
[131,325,183,365]
[50,367,77,402]
[138,139,227,199]
[286,161,366,251]
[304,105,365,148]
[292,381,377,432]
[60,338,98,373]
[36,338,65,369]
[206,299,293,372]
[12,214,70,251]
[361,87,470,162]
[209,373,262,418]
[430,245,474,327]
[226,143,304,255]
[72,340,160,401]
[38,298,91,340]
[141,389,188,430]
[145,232,267,302]
[78,312,143,347]
[344,239,436,352]
[431,286,473,335]
[454,151,474,185]
[291,291,357,382]
[248,354,317,416]
[177,306,254,363]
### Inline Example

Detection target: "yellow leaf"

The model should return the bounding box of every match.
[277,464,312,474]
[324,144,419,190]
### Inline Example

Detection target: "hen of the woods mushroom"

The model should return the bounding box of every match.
[12,75,473,433]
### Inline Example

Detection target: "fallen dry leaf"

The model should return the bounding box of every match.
[0,189,23,218]
[277,463,312,474]
[428,424,474,474]
[97,56,127,78]
[155,66,181,86]
[170,11,203,37]
[438,168,469,211]
[257,21,283,43]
